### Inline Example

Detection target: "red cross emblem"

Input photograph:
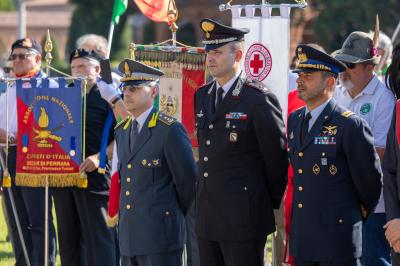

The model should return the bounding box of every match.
[244,43,272,82]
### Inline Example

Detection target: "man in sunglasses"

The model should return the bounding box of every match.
[0,37,57,266]
[334,31,395,266]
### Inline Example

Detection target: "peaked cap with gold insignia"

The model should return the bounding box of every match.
[11,37,42,54]
[200,18,249,51]
[118,59,164,87]
[69,48,102,63]
[293,44,347,75]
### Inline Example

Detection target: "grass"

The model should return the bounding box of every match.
[0,193,274,265]
[0,193,61,266]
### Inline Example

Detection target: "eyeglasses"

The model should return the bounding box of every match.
[345,62,356,69]
[10,53,35,61]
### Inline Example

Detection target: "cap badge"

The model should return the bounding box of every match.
[21,38,33,48]
[124,62,131,77]
[201,21,215,39]
[297,50,308,63]
[74,49,80,58]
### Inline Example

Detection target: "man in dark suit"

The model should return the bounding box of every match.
[287,44,382,266]
[194,18,288,266]
[111,59,196,266]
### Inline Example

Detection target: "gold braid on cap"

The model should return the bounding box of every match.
[201,21,215,39]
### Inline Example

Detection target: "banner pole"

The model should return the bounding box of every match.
[107,21,115,59]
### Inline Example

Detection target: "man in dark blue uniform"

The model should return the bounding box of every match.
[194,19,288,266]
[287,44,382,266]
[110,59,196,266]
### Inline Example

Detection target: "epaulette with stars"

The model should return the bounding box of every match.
[341,110,355,118]
[114,116,132,130]
[157,112,177,126]
[244,79,269,93]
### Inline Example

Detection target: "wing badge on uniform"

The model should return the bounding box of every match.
[322,125,337,136]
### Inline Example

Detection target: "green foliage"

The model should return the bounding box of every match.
[311,0,400,52]
[0,0,15,11]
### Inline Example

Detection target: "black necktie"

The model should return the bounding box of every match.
[300,112,312,145]
[130,120,138,152]
[216,87,224,109]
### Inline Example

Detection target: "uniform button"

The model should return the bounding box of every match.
[322,152,326,156]
[204,157,208,162]
[243,186,248,191]
[209,124,213,129]
[126,177,131,183]
[298,169,303,174]
[298,186,303,191]
[338,219,343,224]
[165,211,170,216]
[125,191,130,196]
[298,203,303,208]
[206,140,211,145]
[203,172,209,177]
[127,164,132,169]
[126,204,131,210]
[298,152,303,157]
[287,147,290,152]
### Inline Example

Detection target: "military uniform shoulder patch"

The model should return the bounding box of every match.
[341,110,355,118]
[114,116,132,130]
[245,79,268,93]
[157,112,177,126]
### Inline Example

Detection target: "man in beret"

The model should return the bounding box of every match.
[334,31,395,266]
[193,18,288,266]
[288,44,382,265]
[52,49,117,266]
[0,37,57,266]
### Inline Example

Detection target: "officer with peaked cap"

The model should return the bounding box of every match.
[288,44,382,266]
[194,18,288,266]
[52,48,118,266]
[334,29,395,266]
[98,59,197,266]
[0,37,57,266]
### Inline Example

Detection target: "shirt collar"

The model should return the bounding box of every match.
[306,98,332,120]
[361,74,380,95]
[134,106,153,132]
[216,71,241,95]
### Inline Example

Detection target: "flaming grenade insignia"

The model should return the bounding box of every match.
[33,107,63,148]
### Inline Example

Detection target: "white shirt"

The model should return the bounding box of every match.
[133,106,153,134]
[215,71,241,103]
[334,74,395,213]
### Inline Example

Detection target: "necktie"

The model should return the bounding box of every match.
[130,120,138,152]
[216,87,224,109]
[300,112,312,145]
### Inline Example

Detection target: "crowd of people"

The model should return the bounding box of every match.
[0,14,400,266]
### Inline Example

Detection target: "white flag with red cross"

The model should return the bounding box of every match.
[231,4,291,119]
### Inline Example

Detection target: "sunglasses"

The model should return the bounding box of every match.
[345,62,356,69]
[10,53,35,61]
[3,67,13,74]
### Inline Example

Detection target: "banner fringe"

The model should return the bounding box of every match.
[15,173,80,187]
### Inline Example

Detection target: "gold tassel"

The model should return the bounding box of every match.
[15,173,80,187]
[107,214,119,228]
[76,172,88,188]
[2,168,11,187]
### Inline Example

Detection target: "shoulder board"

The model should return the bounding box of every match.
[114,116,132,130]
[157,112,177,126]
[341,110,355,118]
[198,80,214,90]
[244,79,268,93]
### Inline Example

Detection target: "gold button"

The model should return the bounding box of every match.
[127,164,132,169]
[126,177,131,183]
[126,204,131,210]
[298,152,303,157]
[322,152,326,156]
[125,191,130,196]
[298,203,303,208]
[338,219,343,224]
[298,169,303,174]
[298,186,303,191]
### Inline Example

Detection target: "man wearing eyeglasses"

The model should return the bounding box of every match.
[0,37,57,266]
[334,31,395,266]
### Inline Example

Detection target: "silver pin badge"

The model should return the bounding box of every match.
[321,158,327,166]
[289,131,294,139]
[226,121,231,128]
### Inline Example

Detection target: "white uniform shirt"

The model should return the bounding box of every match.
[334,74,395,213]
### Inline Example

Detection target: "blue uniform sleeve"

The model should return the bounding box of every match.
[164,122,197,215]
[343,117,382,216]
[253,91,288,209]
[382,107,400,220]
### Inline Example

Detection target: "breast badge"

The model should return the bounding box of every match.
[229,131,238,143]
[329,164,337,175]
[313,164,320,175]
